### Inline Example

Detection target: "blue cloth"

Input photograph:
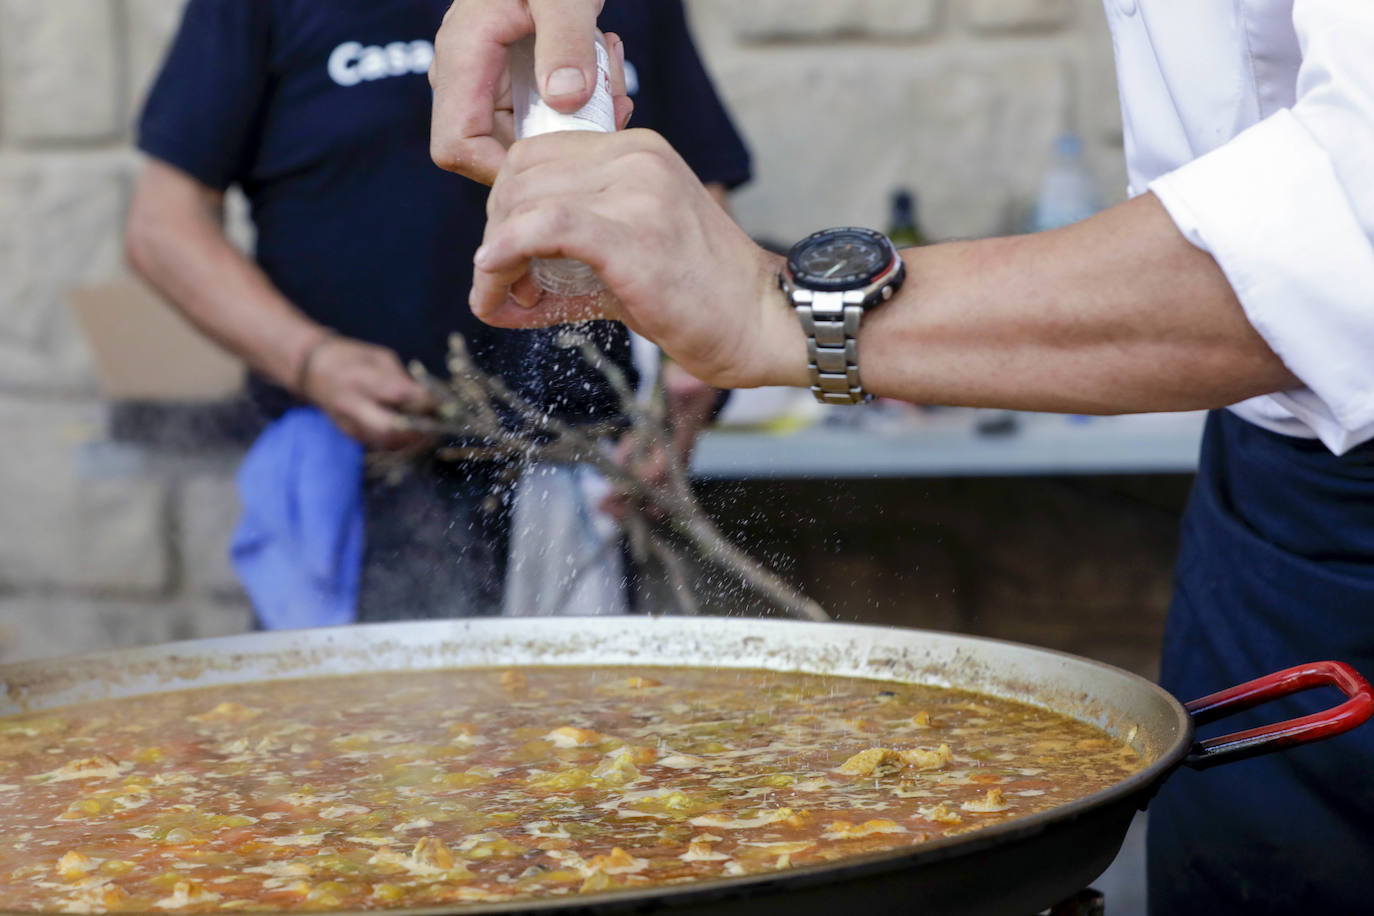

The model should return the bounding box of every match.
[1148,410,1374,914]
[230,408,364,630]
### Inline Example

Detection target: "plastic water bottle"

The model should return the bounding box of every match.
[1028,132,1101,233]
[510,34,616,297]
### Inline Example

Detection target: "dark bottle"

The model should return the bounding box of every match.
[887,189,927,248]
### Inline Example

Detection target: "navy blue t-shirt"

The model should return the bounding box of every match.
[138,0,750,422]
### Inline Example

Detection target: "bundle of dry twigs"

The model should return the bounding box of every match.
[396,332,829,622]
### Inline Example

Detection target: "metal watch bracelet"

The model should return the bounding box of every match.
[795,292,867,405]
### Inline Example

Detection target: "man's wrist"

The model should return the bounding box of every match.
[291,328,339,399]
[753,251,811,390]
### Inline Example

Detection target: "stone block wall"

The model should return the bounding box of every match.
[0,0,255,663]
[688,0,1127,242]
[0,0,1165,669]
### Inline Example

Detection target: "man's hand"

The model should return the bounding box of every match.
[300,337,437,450]
[429,0,633,186]
[473,130,808,391]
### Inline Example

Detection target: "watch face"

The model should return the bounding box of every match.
[787,228,894,291]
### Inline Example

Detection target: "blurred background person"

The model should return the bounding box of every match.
[125,0,750,628]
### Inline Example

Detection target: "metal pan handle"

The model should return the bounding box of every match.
[1184,661,1374,770]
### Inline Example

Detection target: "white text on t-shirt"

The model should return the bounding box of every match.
[328,40,435,87]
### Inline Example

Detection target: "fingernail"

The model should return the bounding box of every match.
[546,67,586,98]
[474,245,490,268]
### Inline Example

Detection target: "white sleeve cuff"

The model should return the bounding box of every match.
[1148,109,1374,450]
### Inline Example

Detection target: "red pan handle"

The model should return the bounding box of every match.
[1184,661,1374,770]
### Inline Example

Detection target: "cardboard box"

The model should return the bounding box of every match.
[67,280,244,401]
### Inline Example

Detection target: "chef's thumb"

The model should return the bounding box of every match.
[528,0,600,113]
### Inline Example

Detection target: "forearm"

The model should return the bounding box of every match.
[856,192,1299,413]
[126,162,325,392]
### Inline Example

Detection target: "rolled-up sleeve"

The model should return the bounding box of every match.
[1147,2,1374,454]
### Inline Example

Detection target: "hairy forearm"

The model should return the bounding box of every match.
[125,161,324,391]
[858,192,1299,413]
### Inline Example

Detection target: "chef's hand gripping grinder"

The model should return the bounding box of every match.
[508,32,618,298]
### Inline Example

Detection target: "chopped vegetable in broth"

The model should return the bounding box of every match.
[0,667,1145,913]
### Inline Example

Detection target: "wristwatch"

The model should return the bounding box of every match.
[781,227,906,405]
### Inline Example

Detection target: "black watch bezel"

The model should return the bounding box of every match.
[785,227,900,293]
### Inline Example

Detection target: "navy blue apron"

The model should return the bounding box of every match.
[1147,410,1374,914]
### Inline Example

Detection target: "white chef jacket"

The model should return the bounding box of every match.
[1103,0,1374,455]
